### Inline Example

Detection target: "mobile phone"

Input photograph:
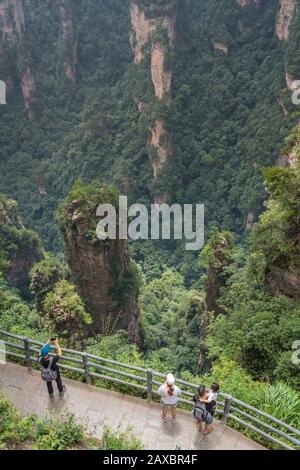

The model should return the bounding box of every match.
[51,337,57,341]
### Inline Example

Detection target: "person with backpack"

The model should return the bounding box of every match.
[192,385,213,435]
[158,373,181,424]
[38,338,66,398]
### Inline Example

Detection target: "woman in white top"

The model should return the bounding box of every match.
[158,373,181,423]
[203,383,219,418]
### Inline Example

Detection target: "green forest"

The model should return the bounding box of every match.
[0,0,300,451]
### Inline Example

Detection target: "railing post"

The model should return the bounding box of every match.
[222,394,233,425]
[23,337,32,370]
[147,369,153,403]
[83,353,91,384]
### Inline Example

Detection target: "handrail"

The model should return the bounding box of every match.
[0,329,299,450]
[231,397,300,437]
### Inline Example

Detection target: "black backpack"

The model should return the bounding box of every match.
[193,402,211,423]
[39,356,57,382]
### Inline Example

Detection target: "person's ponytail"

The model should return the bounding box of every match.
[165,373,176,396]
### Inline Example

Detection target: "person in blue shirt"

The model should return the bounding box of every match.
[38,338,66,398]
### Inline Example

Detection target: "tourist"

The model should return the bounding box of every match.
[204,382,219,418]
[38,337,66,398]
[192,385,214,434]
[158,373,181,424]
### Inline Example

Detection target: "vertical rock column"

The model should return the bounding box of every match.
[59,185,141,345]
[54,0,78,86]
[0,0,36,119]
[276,0,296,41]
[130,1,177,204]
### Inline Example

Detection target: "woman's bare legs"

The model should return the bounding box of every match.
[171,406,177,423]
[196,420,202,432]
[162,406,168,422]
[203,423,213,435]
[162,406,178,423]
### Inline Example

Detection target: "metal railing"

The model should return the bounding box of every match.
[0,329,299,450]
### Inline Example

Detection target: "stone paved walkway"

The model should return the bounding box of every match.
[0,362,264,450]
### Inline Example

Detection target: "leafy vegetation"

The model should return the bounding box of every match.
[205,129,300,388]
[0,397,85,450]
[140,268,203,372]
[31,414,86,451]
[183,357,300,449]
[43,280,92,340]
[56,180,120,241]
[0,0,299,451]
[0,396,143,450]
[0,398,34,450]
[30,254,66,313]
[100,424,144,450]
[0,0,296,281]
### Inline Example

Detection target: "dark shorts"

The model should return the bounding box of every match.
[206,415,213,425]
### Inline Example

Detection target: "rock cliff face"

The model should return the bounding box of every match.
[213,42,228,55]
[130,1,155,64]
[0,0,24,43]
[276,0,296,40]
[245,211,257,231]
[54,0,77,86]
[0,0,36,119]
[151,43,172,99]
[0,196,43,296]
[150,120,172,179]
[267,271,300,298]
[59,185,141,345]
[278,152,297,168]
[235,0,261,33]
[130,1,176,204]
[277,126,300,169]
[130,0,175,65]
[20,64,36,119]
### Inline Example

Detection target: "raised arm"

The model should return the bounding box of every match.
[54,338,62,357]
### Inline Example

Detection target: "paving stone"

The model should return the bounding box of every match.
[1,384,21,402]
[155,439,177,450]
[0,362,265,450]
